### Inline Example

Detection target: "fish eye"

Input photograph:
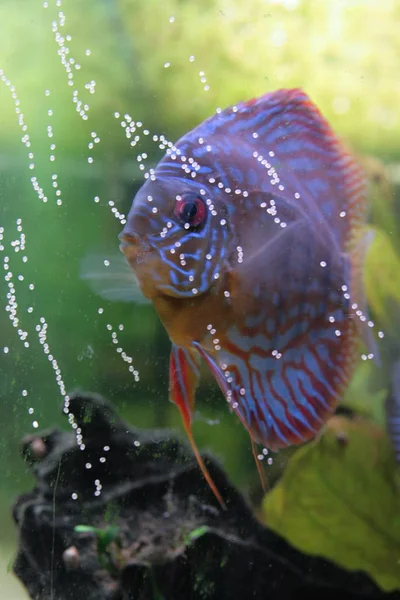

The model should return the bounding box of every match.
[174,193,207,229]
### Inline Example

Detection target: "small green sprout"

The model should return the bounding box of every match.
[74,524,120,572]
[184,525,209,545]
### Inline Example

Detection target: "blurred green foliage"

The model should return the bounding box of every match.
[0,0,400,596]
[263,416,400,591]
[365,228,400,335]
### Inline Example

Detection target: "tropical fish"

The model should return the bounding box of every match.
[117,89,377,507]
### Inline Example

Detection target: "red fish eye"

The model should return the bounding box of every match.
[174,194,207,229]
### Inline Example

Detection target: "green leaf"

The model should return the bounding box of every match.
[262,416,400,592]
[341,360,388,426]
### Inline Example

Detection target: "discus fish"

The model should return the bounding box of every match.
[117,89,378,507]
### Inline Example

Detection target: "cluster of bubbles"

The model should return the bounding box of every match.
[164,16,209,92]
[0,2,106,500]
[0,0,172,498]
[101,316,140,382]
[257,447,273,464]
[50,5,91,121]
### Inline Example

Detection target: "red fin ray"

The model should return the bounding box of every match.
[169,345,226,509]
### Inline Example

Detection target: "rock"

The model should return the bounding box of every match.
[12,392,400,600]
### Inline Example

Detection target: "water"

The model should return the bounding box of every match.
[0,1,399,598]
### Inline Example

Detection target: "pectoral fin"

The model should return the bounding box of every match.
[169,344,226,509]
[80,250,150,304]
[169,345,200,428]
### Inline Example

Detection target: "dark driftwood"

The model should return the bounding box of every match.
[12,392,400,600]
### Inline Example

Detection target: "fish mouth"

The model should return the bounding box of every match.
[119,230,152,265]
